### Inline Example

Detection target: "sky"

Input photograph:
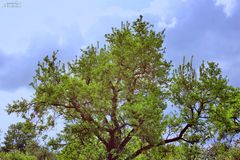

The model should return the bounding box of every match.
[0,0,240,139]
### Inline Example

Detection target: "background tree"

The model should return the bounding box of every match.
[7,16,240,159]
[1,121,55,159]
[2,121,36,152]
[26,141,55,160]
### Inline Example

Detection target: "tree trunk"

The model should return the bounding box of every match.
[107,151,114,160]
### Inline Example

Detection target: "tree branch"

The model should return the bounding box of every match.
[125,124,192,160]
[95,132,108,147]
[164,123,191,144]
[125,144,153,160]
[118,128,135,152]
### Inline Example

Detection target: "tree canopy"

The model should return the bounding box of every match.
[7,16,240,160]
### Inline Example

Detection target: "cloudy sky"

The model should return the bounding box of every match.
[0,0,239,137]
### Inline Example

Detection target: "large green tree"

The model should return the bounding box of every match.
[7,16,240,159]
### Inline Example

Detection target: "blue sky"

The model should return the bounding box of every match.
[0,0,239,139]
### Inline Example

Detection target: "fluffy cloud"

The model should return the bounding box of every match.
[143,0,183,29]
[158,17,177,29]
[214,0,237,17]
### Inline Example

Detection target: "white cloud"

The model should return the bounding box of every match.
[142,0,184,29]
[0,0,185,55]
[158,17,177,29]
[214,0,237,17]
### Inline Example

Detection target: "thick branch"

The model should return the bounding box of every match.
[125,144,153,160]
[180,137,197,144]
[125,124,191,160]
[164,123,191,144]
[118,128,135,152]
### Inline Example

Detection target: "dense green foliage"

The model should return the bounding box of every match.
[0,143,239,160]
[6,16,240,159]
[0,151,37,160]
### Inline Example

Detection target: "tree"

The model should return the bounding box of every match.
[7,16,240,159]
[2,121,36,152]
[26,141,56,160]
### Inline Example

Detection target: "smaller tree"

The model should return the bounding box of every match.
[26,141,55,160]
[2,121,36,152]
